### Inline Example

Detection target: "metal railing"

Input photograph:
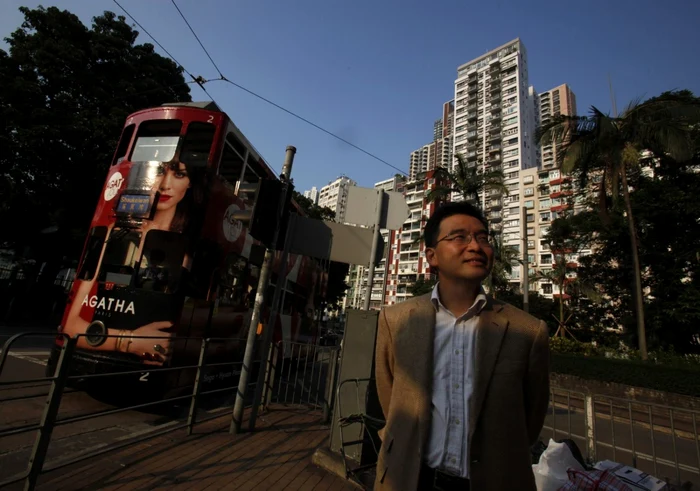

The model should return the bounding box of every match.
[262,340,340,423]
[0,331,263,490]
[543,387,700,486]
[328,382,700,488]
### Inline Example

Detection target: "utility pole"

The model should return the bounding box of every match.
[248,212,296,430]
[231,146,296,434]
[521,206,530,313]
[362,189,384,310]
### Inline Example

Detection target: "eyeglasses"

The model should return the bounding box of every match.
[436,231,493,247]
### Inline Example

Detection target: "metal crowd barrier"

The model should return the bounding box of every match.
[0,331,261,490]
[543,387,700,486]
[262,340,340,423]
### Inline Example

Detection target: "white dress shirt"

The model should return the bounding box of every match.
[424,283,488,478]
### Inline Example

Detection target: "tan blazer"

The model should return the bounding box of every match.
[374,293,550,491]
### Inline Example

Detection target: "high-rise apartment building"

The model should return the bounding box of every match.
[303,186,319,205]
[453,38,541,288]
[538,84,577,170]
[317,175,356,223]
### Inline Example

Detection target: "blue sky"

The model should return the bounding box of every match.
[2,0,699,193]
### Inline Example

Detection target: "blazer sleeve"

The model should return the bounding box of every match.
[375,308,394,434]
[525,320,550,445]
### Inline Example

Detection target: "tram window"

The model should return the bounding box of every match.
[219,134,245,184]
[180,122,216,169]
[137,230,187,293]
[129,120,182,162]
[242,164,260,184]
[77,227,107,281]
[98,229,142,286]
[227,132,247,157]
[112,124,135,165]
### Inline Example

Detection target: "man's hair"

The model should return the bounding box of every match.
[423,202,488,248]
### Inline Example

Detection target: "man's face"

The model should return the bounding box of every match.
[425,214,494,283]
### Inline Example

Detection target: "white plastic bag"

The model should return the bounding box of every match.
[531,439,586,491]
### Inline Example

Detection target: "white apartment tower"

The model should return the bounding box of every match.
[453,38,539,287]
[317,175,357,223]
[409,101,454,180]
[303,186,319,205]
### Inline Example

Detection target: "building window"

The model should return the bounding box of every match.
[542,284,553,294]
[524,187,534,196]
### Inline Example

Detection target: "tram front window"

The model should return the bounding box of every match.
[137,230,187,293]
[98,229,142,287]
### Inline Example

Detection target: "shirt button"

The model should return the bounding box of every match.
[451,458,457,464]
[455,349,460,355]
[455,419,460,425]
[454,383,460,389]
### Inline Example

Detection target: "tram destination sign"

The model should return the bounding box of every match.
[116,194,152,217]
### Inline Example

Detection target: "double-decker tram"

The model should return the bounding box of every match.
[47,101,326,398]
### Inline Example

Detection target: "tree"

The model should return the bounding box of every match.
[0,6,191,262]
[537,91,700,359]
[489,233,520,297]
[426,154,508,207]
[291,191,336,221]
[408,276,436,296]
[532,213,597,338]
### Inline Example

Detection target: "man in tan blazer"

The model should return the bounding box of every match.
[374,202,550,491]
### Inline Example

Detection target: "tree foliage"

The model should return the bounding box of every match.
[408,276,436,296]
[537,90,700,358]
[426,154,508,207]
[0,6,191,261]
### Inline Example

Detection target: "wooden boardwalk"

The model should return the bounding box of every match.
[31,406,358,491]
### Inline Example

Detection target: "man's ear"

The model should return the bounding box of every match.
[425,247,437,268]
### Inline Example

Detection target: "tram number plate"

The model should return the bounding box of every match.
[117,194,151,215]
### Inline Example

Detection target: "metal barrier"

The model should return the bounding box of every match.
[543,387,700,486]
[334,377,383,489]
[263,340,340,421]
[0,331,263,490]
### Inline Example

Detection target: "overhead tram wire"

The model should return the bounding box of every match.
[111,0,219,104]
[168,0,408,177]
[217,78,408,176]
[171,0,225,79]
[119,0,408,177]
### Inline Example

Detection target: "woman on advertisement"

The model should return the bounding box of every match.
[62,154,207,366]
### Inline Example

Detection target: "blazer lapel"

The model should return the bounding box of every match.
[469,298,508,439]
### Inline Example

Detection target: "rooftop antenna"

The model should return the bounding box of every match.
[608,73,618,117]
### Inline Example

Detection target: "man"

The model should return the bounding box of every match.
[374,202,550,491]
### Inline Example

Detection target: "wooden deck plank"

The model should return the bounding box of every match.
[33,405,353,491]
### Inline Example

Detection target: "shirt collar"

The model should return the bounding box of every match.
[430,281,488,317]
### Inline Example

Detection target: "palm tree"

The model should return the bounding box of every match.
[490,233,521,298]
[537,91,700,359]
[426,154,508,208]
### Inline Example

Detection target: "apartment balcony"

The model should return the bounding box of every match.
[490,223,503,233]
[490,83,501,94]
[487,212,503,222]
[487,155,501,164]
[487,199,503,210]
[468,83,478,93]
[487,145,501,153]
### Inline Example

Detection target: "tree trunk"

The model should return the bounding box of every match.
[620,169,648,360]
[558,287,564,337]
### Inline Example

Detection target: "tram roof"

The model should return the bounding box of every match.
[160,101,223,112]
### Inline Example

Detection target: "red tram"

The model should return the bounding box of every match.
[47,101,326,396]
